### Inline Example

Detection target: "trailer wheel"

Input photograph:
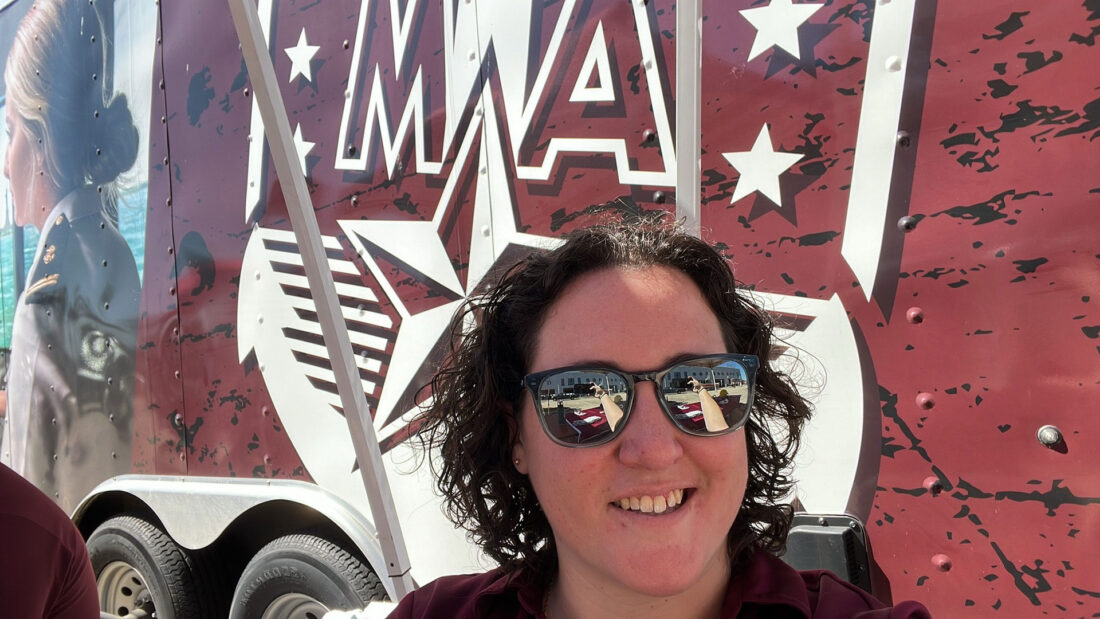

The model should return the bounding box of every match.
[229,534,387,619]
[87,515,219,619]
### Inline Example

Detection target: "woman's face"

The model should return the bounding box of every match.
[513,266,749,601]
[4,105,37,228]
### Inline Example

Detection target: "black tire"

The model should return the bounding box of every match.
[87,515,224,619]
[229,534,387,619]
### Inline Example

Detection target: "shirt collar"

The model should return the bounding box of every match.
[473,552,810,618]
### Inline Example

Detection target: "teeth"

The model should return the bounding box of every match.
[615,489,686,513]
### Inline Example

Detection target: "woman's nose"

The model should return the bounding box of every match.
[616,381,683,469]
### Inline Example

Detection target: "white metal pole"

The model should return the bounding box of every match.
[226,0,414,599]
[675,0,703,236]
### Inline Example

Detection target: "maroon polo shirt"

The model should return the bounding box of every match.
[0,463,100,618]
[389,551,931,618]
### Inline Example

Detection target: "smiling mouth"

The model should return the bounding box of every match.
[613,488,689,514]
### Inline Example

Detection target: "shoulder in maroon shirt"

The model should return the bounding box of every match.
[0,463,100,618]
[388,551,930,619]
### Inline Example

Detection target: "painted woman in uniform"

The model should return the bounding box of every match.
[0,0,140,514]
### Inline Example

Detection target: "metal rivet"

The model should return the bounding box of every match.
[343,40,350,49]
[174,370,181,379]
[109,413,115,421]
[257,314,264,324]
[168,247,174,254]
[818,517,828,526]
[468,50,476,61]
[169,287,176,296]
[104,302,110,310]
[111,452,117,459]
[1037,425,1063,448]
[348,144,357,156]
[886,56,902,72]
[243,87,250,97]
[94,110,99,118]
[481,225,491,238]
[479,166,487,175]
[644,59,653,70]
[905,307,924,324]
[642,129,656,143]
[350,195,359,206]
[922,476,943,495]
[653,191,666,203]
[896,131,911,148]
[916,392,935,410]
[897,216,917,233]
[102,260,108,267]
[932,554,952,571]
[262,406,270,416]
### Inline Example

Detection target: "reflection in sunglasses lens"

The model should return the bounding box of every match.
[660,359,751,435]
[537,370,627,444]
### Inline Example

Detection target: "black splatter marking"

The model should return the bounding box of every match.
[879,386,931,462]
[941,132,979,148]
[997,481,1100,516]
[1017,50,1064,74]
[1082,325,1099,338]
[776,230,840,247]
[1013,257,1048,273]
[987,79,1018,98]
[932,189,1047,225]
[979,101,1079,142]
[1054,97,1100,139]
[991,542,1051,606]
[983,11,1029,40]
[187,67,215,126]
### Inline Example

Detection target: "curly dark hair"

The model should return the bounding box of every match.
[417,217,812,582]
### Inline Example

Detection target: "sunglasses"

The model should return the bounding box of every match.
[522,353,759,447]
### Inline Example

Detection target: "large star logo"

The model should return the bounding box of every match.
[340,95,556,437]
[723,124,815,226]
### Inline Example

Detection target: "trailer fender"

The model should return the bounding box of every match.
[71,475,398,600]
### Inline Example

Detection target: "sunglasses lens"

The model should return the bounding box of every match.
[535,369,629,445]
[659,357,754,435]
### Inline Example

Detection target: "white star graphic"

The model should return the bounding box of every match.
[292,123,315,175]
[285,28,320,83]
[739,0,824,62]
[723,124,803,207]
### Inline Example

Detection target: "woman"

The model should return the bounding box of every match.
[396,220,929,618]
[0,0,140,514]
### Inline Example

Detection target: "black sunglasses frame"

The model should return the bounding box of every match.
[522,353,760,447]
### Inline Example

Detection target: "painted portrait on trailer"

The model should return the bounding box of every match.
[0,0,155,514]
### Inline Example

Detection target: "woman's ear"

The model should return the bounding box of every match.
[512,438,528,474]
[505,401,529,474]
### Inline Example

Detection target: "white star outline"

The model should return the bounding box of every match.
[285,27,320,82]
[739,0,824,62]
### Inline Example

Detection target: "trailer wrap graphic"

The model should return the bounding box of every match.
[0,0,1094,614]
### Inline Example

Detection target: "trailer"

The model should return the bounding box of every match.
[0,0,1096,616]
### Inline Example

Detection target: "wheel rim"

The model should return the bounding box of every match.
[261,593,330,619]
[98,560,155,617]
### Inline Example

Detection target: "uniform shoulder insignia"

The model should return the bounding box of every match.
[24,214,72,305]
